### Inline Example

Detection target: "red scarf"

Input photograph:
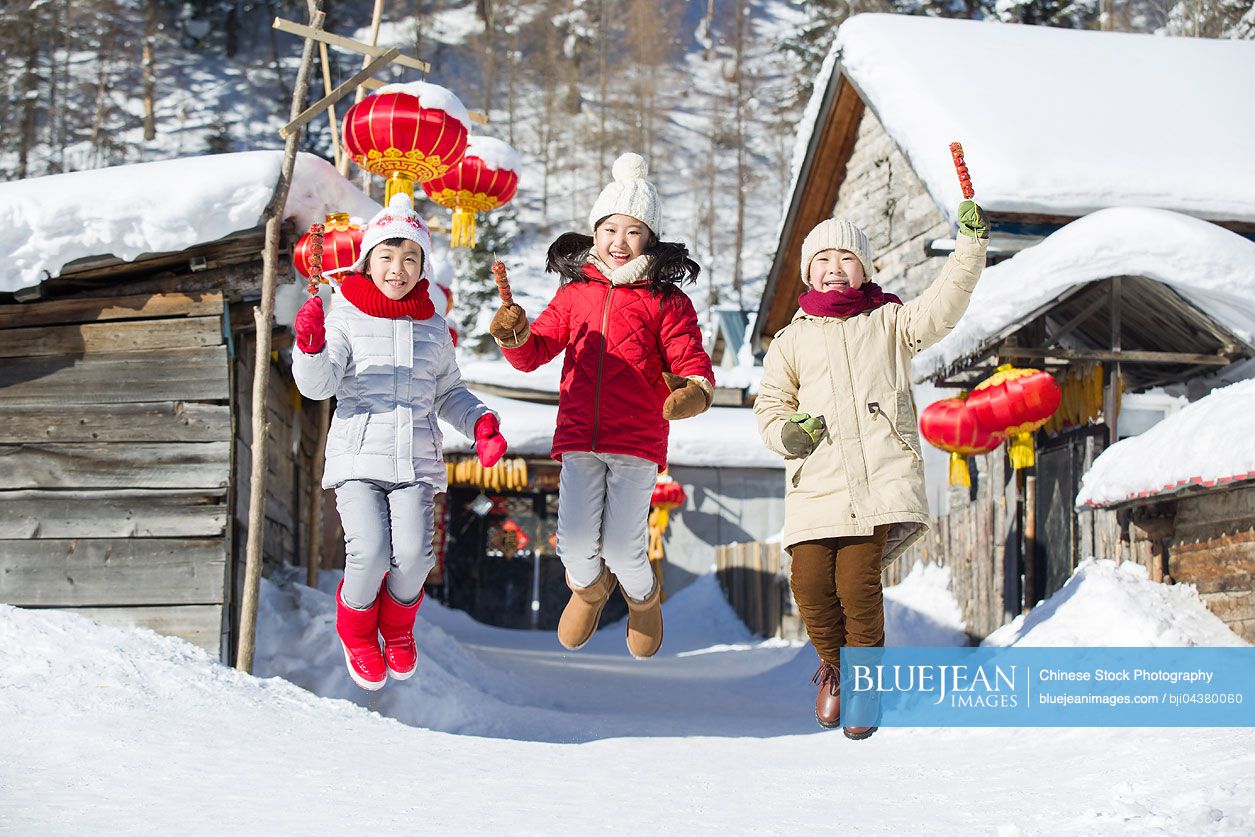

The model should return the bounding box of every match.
[797,282,902,319]
[339,273,435,320]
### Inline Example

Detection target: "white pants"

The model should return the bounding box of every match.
[557,452,658,600]
[335,479,436,608]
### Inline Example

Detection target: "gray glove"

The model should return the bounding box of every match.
[781,413,827,458]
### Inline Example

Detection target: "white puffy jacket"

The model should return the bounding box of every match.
[292,296,492,490]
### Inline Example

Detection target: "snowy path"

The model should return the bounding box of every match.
[2,567,1252,833]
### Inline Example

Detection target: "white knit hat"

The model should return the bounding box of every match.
[800,218,874,281]
[339,193,433,280]
[588,152,662,236]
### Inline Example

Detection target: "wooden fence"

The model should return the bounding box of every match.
[714,541,802,640]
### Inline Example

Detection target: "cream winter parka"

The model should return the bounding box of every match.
[754,233,988,564]
[292,297,492,491]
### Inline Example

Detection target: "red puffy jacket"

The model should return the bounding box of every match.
[501,264,714,470]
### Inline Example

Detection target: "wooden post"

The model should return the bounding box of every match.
[236,1,325,674]
[305,400,329,588]
[1106,277,1122,445]
[319,43,342,170]
[752,541,764,636]
[340,0,385,178]
[1023,473,1037,614]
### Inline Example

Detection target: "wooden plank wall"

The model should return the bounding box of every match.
[1166,486,1255,642]
[0,291,231,656]
[714,541,803,640]
[228,323,323,648]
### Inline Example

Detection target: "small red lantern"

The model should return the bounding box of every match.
[651,474,687,510]
[294,213,363,283]
[967,364,1062,469]
[920,397,1004,487]
[421,136,520,249]
[342,81,470,204]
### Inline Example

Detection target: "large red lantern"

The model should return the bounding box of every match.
[967,364,1062,469]
[920,396,1004,487]
[294,213,363,282]
[421,135,520,248]
[342,81,470,204]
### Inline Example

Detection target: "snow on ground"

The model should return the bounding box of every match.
[3,557,1253,833]
[984,559,1250,648]
[913,208,1255,381]
[833,14,1255,223]
[885,561,969,646]
[0,151,379,294]
[1076,379,1255,509]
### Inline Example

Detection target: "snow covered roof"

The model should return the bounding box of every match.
[1075,379,1255,510]
[441,388,783,469]
[913,208,1255,382]
[835,14,1255,223]
[0,151,380,294]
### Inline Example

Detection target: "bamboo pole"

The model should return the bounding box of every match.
[236,1,325,674]
[319,43,342,170]
[339,0,385,178]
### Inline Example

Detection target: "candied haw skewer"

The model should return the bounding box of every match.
[950,141,975,200]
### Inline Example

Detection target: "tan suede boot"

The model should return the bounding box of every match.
[621,579,664,659]
[557,566,616,650]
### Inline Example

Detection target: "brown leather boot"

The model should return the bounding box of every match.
[621,579,664,659]
[843,724,878,740]
[557,566,616,650]
[813,661,841,729]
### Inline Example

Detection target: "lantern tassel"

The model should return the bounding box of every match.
[1008,432,1036,470]
[451,207,477,248]
[948,452,971,488]
[384,172,415,206]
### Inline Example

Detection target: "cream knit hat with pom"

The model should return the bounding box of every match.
[800,218,874,281]
[588,152,662,236]
[340,192,434,280]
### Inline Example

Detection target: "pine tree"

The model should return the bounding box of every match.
[446,205,521,356]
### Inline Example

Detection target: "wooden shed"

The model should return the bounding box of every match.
[0,223,332,661]
[0,149,381,661]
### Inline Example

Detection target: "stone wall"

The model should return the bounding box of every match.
[830,107,952,299]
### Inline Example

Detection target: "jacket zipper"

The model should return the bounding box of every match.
[590,284,614,451]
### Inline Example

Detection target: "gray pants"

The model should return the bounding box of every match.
[558,452,658,600]
[335,479,436,609]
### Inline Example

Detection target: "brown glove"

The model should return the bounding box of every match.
[490,303,530,348]
[661,372,711,421]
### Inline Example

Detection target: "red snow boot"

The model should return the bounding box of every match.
[336,581,387,691]
[378,578,423,681]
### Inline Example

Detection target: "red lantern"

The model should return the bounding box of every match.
[651,474,687,510]
[294,213,363,282]
[920,397,1004,487]
[342,82,470,204]
[421,136,520,249]
[967,364,1062,469]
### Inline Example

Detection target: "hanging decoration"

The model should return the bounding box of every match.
[294,213,364,286]
[422,136,521,248]
[1041,363,1112,435]
[647,472,687,566]
[342,81,470,204]
[919,396,1005,487]
[499,518,531,556]
[967,364,1062,469]
[446,455,529,492]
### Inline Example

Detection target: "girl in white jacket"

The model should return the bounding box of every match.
[292,194,508,691]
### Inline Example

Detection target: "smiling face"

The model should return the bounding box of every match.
[367,239,425,300]
[593,214,650,269]
[807,248,866,293]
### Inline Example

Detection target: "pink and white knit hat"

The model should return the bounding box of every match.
[336,193,433,279]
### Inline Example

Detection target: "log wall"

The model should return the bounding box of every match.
[0,291,232,656]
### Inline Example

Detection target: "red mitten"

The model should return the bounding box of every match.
[295,297,326,354]
[474,413,507,468]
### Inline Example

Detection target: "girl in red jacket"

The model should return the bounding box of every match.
[490,152,714,659]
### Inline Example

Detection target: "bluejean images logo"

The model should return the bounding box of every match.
[839,647,1254,728]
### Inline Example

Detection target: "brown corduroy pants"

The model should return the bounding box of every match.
[788,525,890,666]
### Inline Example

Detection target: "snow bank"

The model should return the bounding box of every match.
[835,14,1255,223]
[884,561,969,646]
[983,559,1248,647]
[464,135,523,173]
[1077,379,1255,508]
[913,208,1255,380]
[0,151,379,293]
